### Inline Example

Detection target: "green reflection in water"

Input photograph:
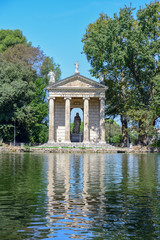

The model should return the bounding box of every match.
[0,152,160,240]
[0,152,48,239]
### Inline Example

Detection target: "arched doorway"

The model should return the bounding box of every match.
[70,108,83,142]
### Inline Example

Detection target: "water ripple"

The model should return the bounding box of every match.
[0,152,160,239]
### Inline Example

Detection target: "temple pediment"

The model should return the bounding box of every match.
[46,74,107,90]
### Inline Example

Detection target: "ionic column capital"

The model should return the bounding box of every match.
[99,96,105,101]
[64,96,72,100]
[83,97,90,101]
[48,97,55,100]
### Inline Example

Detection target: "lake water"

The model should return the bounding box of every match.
[0,152,160,240]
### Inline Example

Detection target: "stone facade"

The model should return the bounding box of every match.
[46,73,107,144]
[89,98,100,142]
[55,98,65,142]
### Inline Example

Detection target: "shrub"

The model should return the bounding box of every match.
[111,134,123,143]
[152,140,160,148]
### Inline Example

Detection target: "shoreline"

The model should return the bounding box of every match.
[0,145,160,153]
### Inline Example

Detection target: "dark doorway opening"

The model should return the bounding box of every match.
[70,108,83,142]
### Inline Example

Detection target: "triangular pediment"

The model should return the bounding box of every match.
[47,74,107,90]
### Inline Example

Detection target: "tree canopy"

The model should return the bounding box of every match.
[0,29,61,143]
[0,29,29,52]
[82,1,160,145]
[4,44,44,74]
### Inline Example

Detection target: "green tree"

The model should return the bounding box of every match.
[0,57,34,142]
[127,3,160,145]
[82,2,160,146]
[0,29,29,52]
[4,43,45,74]
[82,8,135,146]
[105,119,122,144]
[0,29,62,143]
[29,78,49,143]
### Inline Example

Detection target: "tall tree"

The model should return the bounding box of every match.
[0,29,61,143]
[127,2,160,145]
[82,2,160,146]
[82,8,135,146]
[0,57,34,142]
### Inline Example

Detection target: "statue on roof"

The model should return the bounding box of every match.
[99,72,105,83]
[75,61,79,74]
[48,71,55,83]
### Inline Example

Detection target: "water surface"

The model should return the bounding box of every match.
[0,152,160,239]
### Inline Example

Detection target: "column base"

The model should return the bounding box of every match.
[48,140,55,144]
[99,141,106,144]
[83,141,90,143]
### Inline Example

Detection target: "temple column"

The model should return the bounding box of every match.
[65,97,71,142]
[83,97,90,142]
[48,97,55,143]
[99,97,106,143]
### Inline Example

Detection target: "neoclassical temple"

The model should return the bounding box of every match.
[46,65,107,144]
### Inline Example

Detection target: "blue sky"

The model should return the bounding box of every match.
[1,0,152,80]
[0,0,153,123]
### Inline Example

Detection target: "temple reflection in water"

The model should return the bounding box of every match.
[46,153,159,237]
[47,153,106,231]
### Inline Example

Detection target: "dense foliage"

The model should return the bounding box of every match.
[105,119,122,144]
[0,29,61,143]
[82,2,160,146]
[0,29,29,52]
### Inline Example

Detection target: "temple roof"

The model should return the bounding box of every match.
[46,73,108,91]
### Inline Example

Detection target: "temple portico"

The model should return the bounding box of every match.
[46,67,107,144]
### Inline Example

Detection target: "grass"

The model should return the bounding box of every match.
[24,145,102,150]
[34,146,59,149]
[61,146,71,149]
[77,147,92,149]
[24,146,58,149]
[30,146,97,150]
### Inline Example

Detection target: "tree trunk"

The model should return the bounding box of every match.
[138,120,149,146]
[121,115,128,147]
[138,133,149,146]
